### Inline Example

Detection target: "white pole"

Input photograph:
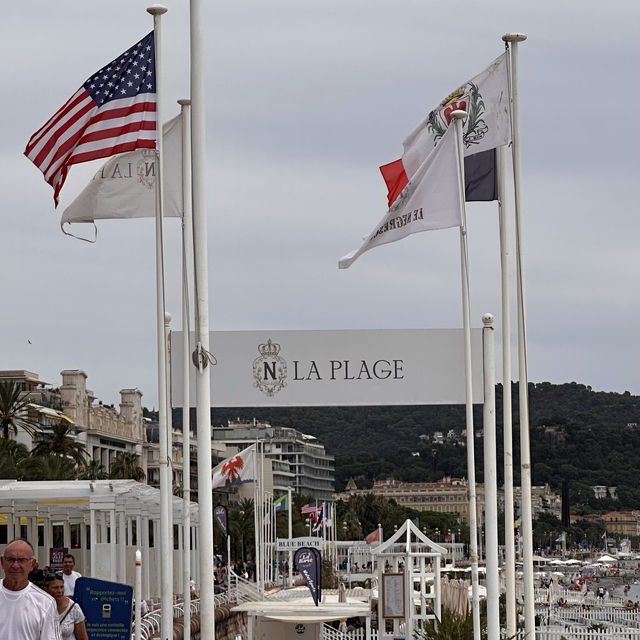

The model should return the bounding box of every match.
[498,142,517,636]
[287,486,293,587]
[89,508,96,577]
[482,314,499,640]
[189,0,215,637]
[134,549,142,640]
[451,109,481,640]
[110,509,117,582]
[502,31,535,639]
[178,97,192,640]
[164,311,174,593]
[146,6,172,638]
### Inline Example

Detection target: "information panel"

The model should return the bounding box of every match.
[74,577,132,640]
[382,572,406,618]
[170,329,483,407]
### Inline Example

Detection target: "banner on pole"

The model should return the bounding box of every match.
[214,504,228,538]
[170,329,482,407]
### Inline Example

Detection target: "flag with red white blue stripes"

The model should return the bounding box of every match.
[25,32,157,206]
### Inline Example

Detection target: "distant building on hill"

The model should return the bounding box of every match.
[591,485,617,500]
[334,476,484,526]
[510,483,562,520]
[602,510,640,537]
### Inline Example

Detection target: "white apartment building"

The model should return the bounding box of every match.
[212,420,335,502]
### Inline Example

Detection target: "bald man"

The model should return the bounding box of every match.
[0,539,60,639]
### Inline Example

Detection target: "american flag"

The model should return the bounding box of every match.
[300,502,321,515]
[25,32,157,206]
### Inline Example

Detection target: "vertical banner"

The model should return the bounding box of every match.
[294,547,321,606]
[214,504,228,538]
[311,547,322,604]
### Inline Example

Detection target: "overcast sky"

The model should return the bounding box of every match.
[1,1,638,408]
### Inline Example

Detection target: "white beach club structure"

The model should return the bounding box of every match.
[0,479,199,601]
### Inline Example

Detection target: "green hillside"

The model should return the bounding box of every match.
[206,381,640,512]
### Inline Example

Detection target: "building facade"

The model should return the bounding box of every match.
[336,476,484,526]
[0,369,148,477]
[212,420,335,502]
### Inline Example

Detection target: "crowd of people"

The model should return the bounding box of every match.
[0,538,87,640]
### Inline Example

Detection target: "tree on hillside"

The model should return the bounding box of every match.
[0,381,41,439]
[31,422,87,466]
[109,452,145,481]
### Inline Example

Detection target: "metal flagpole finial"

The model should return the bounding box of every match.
[450,110,467,120]
[502,33,527,42]
[146,4,168,15]
[482,313,494,327]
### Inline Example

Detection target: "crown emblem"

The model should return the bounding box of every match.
[253,339,287,397]
[258,339,280,357]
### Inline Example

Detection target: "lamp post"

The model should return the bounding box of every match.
[435,528,440,543]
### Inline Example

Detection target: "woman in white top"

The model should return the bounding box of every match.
[44,576,88,640]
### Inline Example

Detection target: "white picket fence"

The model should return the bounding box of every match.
[546,606,640,629]
[535,624,640,640]
[320,623,367,640]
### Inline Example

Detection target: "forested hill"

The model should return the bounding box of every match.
[205,381,640,510]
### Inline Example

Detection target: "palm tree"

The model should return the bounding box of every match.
[77,458,108,480]
[109,451,146,481]
[31,422,87,466]
[0,381,41,439]
[0,439,29,479]
[19,454,77,481]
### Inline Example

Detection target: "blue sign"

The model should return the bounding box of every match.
[74,577,133,640]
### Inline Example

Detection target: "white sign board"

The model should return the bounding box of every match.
[276,537,322,551]
[170,329,482,407]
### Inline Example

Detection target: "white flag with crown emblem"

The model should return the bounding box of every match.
[339,124,461,269]
[60,115,183,232]
[212,444,257,489]
[402,52,511,178]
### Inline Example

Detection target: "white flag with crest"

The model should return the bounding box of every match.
[339,124,461,269]
[61,115,183,232]
[212,444,257,489]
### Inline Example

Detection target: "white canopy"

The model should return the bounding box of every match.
[597,554,616,563]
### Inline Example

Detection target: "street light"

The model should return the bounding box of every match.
[435,528,440,542]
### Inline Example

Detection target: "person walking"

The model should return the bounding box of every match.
[61,555,81,597]
[44,575,88,640]
[0,538,60,639]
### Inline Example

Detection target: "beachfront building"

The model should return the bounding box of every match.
[510,483,562,520]
[335,476,484,525]
[0,369,149,477]
[602,510,640,537]
[212,420,335,502]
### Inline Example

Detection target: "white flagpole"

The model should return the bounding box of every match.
[482,314,499,640]
[190,0,215,637]
[451,109,481,640]
[146,7,172,640]
[178,97,192,640]
[502,31,535,638]
[287,486,293,587]
[498,142,517,636]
